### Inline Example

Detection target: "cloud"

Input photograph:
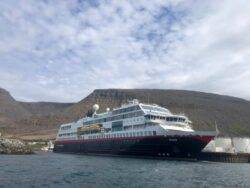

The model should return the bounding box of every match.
[0,0,249,102]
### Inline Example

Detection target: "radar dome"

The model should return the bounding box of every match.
[106,108,110,112]
[93,104,99,112]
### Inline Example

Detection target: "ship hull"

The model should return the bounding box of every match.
[53,135,214,158]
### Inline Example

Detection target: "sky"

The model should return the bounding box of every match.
[0,0,250,102]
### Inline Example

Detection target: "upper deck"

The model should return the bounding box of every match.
[56,99,193,140]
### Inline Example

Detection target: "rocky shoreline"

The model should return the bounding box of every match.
[0,137,33,154]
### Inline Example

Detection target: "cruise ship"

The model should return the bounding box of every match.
[54,99,216,158]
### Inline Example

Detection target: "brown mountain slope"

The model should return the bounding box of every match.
[0,88,73,137]
[19,102,74,116]
[0,88,31,132]
[65,89,250,136]
[1,88,250,139]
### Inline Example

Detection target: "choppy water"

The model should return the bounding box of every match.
[0,152,250,188]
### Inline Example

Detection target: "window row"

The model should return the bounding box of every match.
[60,125,71,130]
[83,110,144,125]
[145,115,186,122]
[79,129,100,136]
[59,132,76,137]
[88,131,156,139]
[124,117,144,124]
[112,105,141,115]
[141,105,169,113]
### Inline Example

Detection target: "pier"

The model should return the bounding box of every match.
[198,152,250,163]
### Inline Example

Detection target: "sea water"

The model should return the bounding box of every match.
[0,152,250,188]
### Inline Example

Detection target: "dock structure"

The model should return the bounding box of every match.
[198,152,250,163]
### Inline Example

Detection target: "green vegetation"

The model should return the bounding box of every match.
[26,141,47,151]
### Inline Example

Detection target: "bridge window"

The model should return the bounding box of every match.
[61,125,71,130]
[112,105,141,115]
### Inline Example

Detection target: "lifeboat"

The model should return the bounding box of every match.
[77,124,102,135]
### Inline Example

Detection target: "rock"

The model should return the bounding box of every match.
[0,137,33,154]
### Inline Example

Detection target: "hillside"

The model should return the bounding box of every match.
[19,102,74,116]
[0,88,31,132]
[65,89,250,136]
[0,88,31,120]
[1,88,250,139]
[0,88,74,137]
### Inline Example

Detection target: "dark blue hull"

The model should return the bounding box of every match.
[54,135,214,158]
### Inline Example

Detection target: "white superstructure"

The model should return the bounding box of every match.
[55,99,204,141]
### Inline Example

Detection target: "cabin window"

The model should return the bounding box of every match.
[179,118,185,122]
[112,105,140,115]
[145,115,150,120]
[61,125,71,130]
[112,121,123,132]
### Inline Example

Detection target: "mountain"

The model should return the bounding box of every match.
[0,88,31,132]
[19,102,74,116]
[0,88,31,120]
[65,89,250,136]
[1,88,250,139]
[0,88,74,138]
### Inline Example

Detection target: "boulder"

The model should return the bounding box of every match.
[0,137,33,154]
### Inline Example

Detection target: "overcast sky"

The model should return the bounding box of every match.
[0,0,250,102]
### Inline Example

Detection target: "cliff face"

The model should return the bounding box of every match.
[1,88,250,138]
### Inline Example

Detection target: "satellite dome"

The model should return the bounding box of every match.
[106,108,110,112]
[93,104,99,111]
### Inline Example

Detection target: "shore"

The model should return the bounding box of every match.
[0,137,33,154]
